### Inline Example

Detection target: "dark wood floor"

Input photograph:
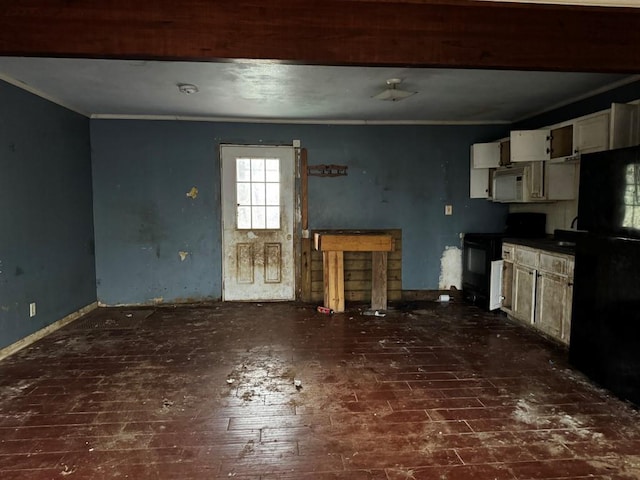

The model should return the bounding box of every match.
[0,302,639,479]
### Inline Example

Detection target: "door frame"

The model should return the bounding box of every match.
[219,143,301,301]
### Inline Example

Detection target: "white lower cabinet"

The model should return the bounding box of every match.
[535,272,567,340]
[513,264,536,324]
[501,243,574,345]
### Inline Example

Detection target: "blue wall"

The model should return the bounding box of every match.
[91,120,508,304]
[0,81,96,349]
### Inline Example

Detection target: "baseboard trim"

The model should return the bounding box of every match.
[0,302,98,362]
[402,289,461,302]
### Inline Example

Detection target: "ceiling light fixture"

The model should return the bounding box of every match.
[178,83,199,95]
[372,78,417,102]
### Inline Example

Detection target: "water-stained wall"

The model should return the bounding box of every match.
[91,120,509,305]
[0,80,96,350]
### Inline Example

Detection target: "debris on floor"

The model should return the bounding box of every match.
[1,301,639,478]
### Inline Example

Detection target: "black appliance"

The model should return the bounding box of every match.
[463,212,546,311]
[570,145,640,407]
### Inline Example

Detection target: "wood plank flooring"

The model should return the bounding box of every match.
[0,302,639,479]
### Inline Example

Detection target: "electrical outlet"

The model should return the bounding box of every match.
[445,205,453,216]
[29,302,36,317]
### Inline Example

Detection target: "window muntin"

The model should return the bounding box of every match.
[623,164,640,230]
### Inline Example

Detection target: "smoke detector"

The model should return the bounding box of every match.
[178,83,199,95]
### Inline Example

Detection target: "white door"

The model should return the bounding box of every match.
[221,145,295,301]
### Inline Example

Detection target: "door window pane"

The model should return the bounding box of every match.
[251,183,265,205]
[252,206,266,229]
[266,206,280,229]
[236,183,251,206]
[236,157,280,229]
[266,183,279,206]
[236,158,251,182]
[251,159,265,182]
[265,159,280,182]
[237,206,252,229]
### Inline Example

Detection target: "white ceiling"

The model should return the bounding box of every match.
[0,57,636,124]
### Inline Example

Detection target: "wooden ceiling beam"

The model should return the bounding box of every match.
[0,0,639,73]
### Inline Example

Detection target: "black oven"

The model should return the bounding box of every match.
[463,234,504,310]
[463,213,546,311]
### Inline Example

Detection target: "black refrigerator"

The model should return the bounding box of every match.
[570,145,640,406]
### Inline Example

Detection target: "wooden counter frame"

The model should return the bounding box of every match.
[314,232,394,312]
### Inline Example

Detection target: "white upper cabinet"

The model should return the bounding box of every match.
[471,142,501,168]
[510,130,551,162]
[469,156,491,199]
[545,162,577,200]
[469,99,639,203]
[610,102,640,149]
[511,125,573,163]
[573,111,610,155]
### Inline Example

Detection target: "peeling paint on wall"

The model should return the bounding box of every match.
[439,246,462,290]
[186,186,199,199]
[178,251,189,261]
[247,231,257,239]
[152,297,164,304]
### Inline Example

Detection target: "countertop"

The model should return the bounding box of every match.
[503,237,576,255]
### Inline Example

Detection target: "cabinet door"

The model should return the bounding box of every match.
[528,161,545,200]
[535,272,567,341]
[470,166,490,199]
[561,258,575,345]
[574,111,610,155]
[489,260,503,311]
[610,103,639,149]
[471,142,501,168]
[545,163,576,201]
[501,259,514,313]
[513,265,536,324]
[562,282,573,345]
[511,130,551,162]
